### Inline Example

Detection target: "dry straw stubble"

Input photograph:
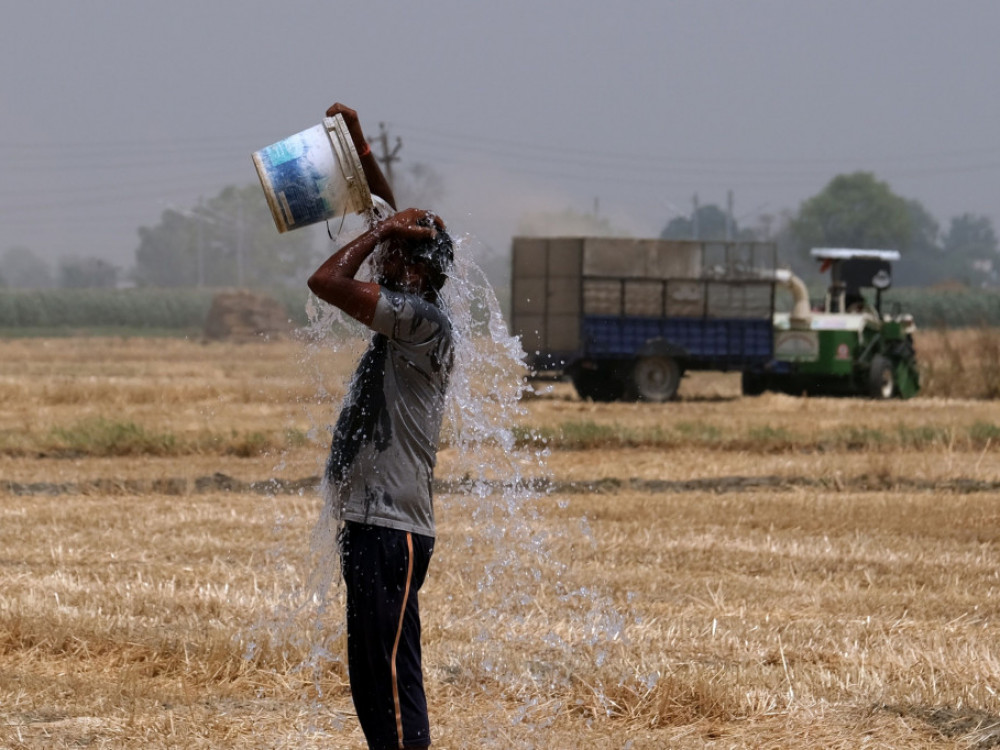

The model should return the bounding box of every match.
[2,337,1000,747]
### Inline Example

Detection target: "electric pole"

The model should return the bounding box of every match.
[726,189,734,241]
[196,197,205,288]
[692,193,700,240]
[236,199,245,288]
[376,122,402,191]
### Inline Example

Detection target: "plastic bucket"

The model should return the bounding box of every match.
[252,115,373,233]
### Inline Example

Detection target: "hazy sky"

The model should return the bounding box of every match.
[1,0,998,271]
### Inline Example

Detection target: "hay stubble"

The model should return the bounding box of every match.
[2,338,999,748]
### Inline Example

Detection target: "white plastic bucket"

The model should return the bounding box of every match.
[252,115,373,234]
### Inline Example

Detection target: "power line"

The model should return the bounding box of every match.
[394,121,1000,168]
[2,122,998,230]
[4,121,998,172]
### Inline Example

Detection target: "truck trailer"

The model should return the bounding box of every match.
[510,236,782,401]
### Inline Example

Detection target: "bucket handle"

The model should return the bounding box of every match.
[326,208,349,241]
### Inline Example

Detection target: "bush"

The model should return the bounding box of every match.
[0,285,995,336]
[883,288,1000,328]
[0,287,314,332]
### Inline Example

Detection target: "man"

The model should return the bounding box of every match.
[307,103,453,750]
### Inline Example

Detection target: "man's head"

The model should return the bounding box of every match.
[378,227,453,302]
[409,223,454,292]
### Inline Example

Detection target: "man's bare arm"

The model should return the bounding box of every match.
[307,209,443,325]
[307,227,383,325]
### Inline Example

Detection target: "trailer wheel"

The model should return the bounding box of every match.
[571,366,625,402]
[868,354,895,399]
[631,356,681,402]
[741,371,767,397]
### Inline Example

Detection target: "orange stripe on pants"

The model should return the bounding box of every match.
[390,532,414,749]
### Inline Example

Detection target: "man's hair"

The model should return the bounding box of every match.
[410,229,453,294]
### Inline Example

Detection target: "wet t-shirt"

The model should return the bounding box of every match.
[324,289,453,537]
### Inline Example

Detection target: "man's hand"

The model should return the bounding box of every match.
[307,208,446,326]
[326,102,366,153]
[376,209,446,244]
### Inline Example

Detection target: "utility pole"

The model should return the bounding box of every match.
[196,197,205,287]
[726,189,734,241]
[376,122,402,191]
[236,199,245,288]
[692,193,700,240]
[759,213,774,242]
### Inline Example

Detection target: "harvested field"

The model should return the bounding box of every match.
[2,336,1000,748]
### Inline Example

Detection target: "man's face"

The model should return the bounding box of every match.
[378,241,431,295]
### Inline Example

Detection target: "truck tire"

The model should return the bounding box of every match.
[631,356,681,402]
[889,339,920,399]
[868,354,895,399]
[571,366,624,402]
[741,370,767,396]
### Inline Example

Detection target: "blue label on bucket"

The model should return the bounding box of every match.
[262,138,304,167]
[254,124,341,231]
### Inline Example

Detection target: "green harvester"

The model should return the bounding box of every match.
[742,248,920,399]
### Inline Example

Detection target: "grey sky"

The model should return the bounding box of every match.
[1,0,997,271]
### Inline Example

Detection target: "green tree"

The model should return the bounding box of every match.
[942,213,999,286]
[790,172,912,263]
[134,209,200,287]
[58,257,118,288]
[133,184,317,288]
[905,199,941,257]
[893,199,949,286]
[660,204,734,241]
[2,246,54,288]
[943,213,998,259]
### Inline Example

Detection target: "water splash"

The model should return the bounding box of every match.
[250,229,631,744]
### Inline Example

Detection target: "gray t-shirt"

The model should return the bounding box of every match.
[324,289,453,537]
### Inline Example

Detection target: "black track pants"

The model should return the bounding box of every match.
[340,522,434,750]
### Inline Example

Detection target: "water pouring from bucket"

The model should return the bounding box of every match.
[249,105,630,745]
[252,114,378,234]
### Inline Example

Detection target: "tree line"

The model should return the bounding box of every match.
[0,250,119,290]
[0,185,316,292]
[2,170,997,291]
[661,172,998,287]
[0,158,448,292]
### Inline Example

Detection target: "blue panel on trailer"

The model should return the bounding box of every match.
[582,316,773,363]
